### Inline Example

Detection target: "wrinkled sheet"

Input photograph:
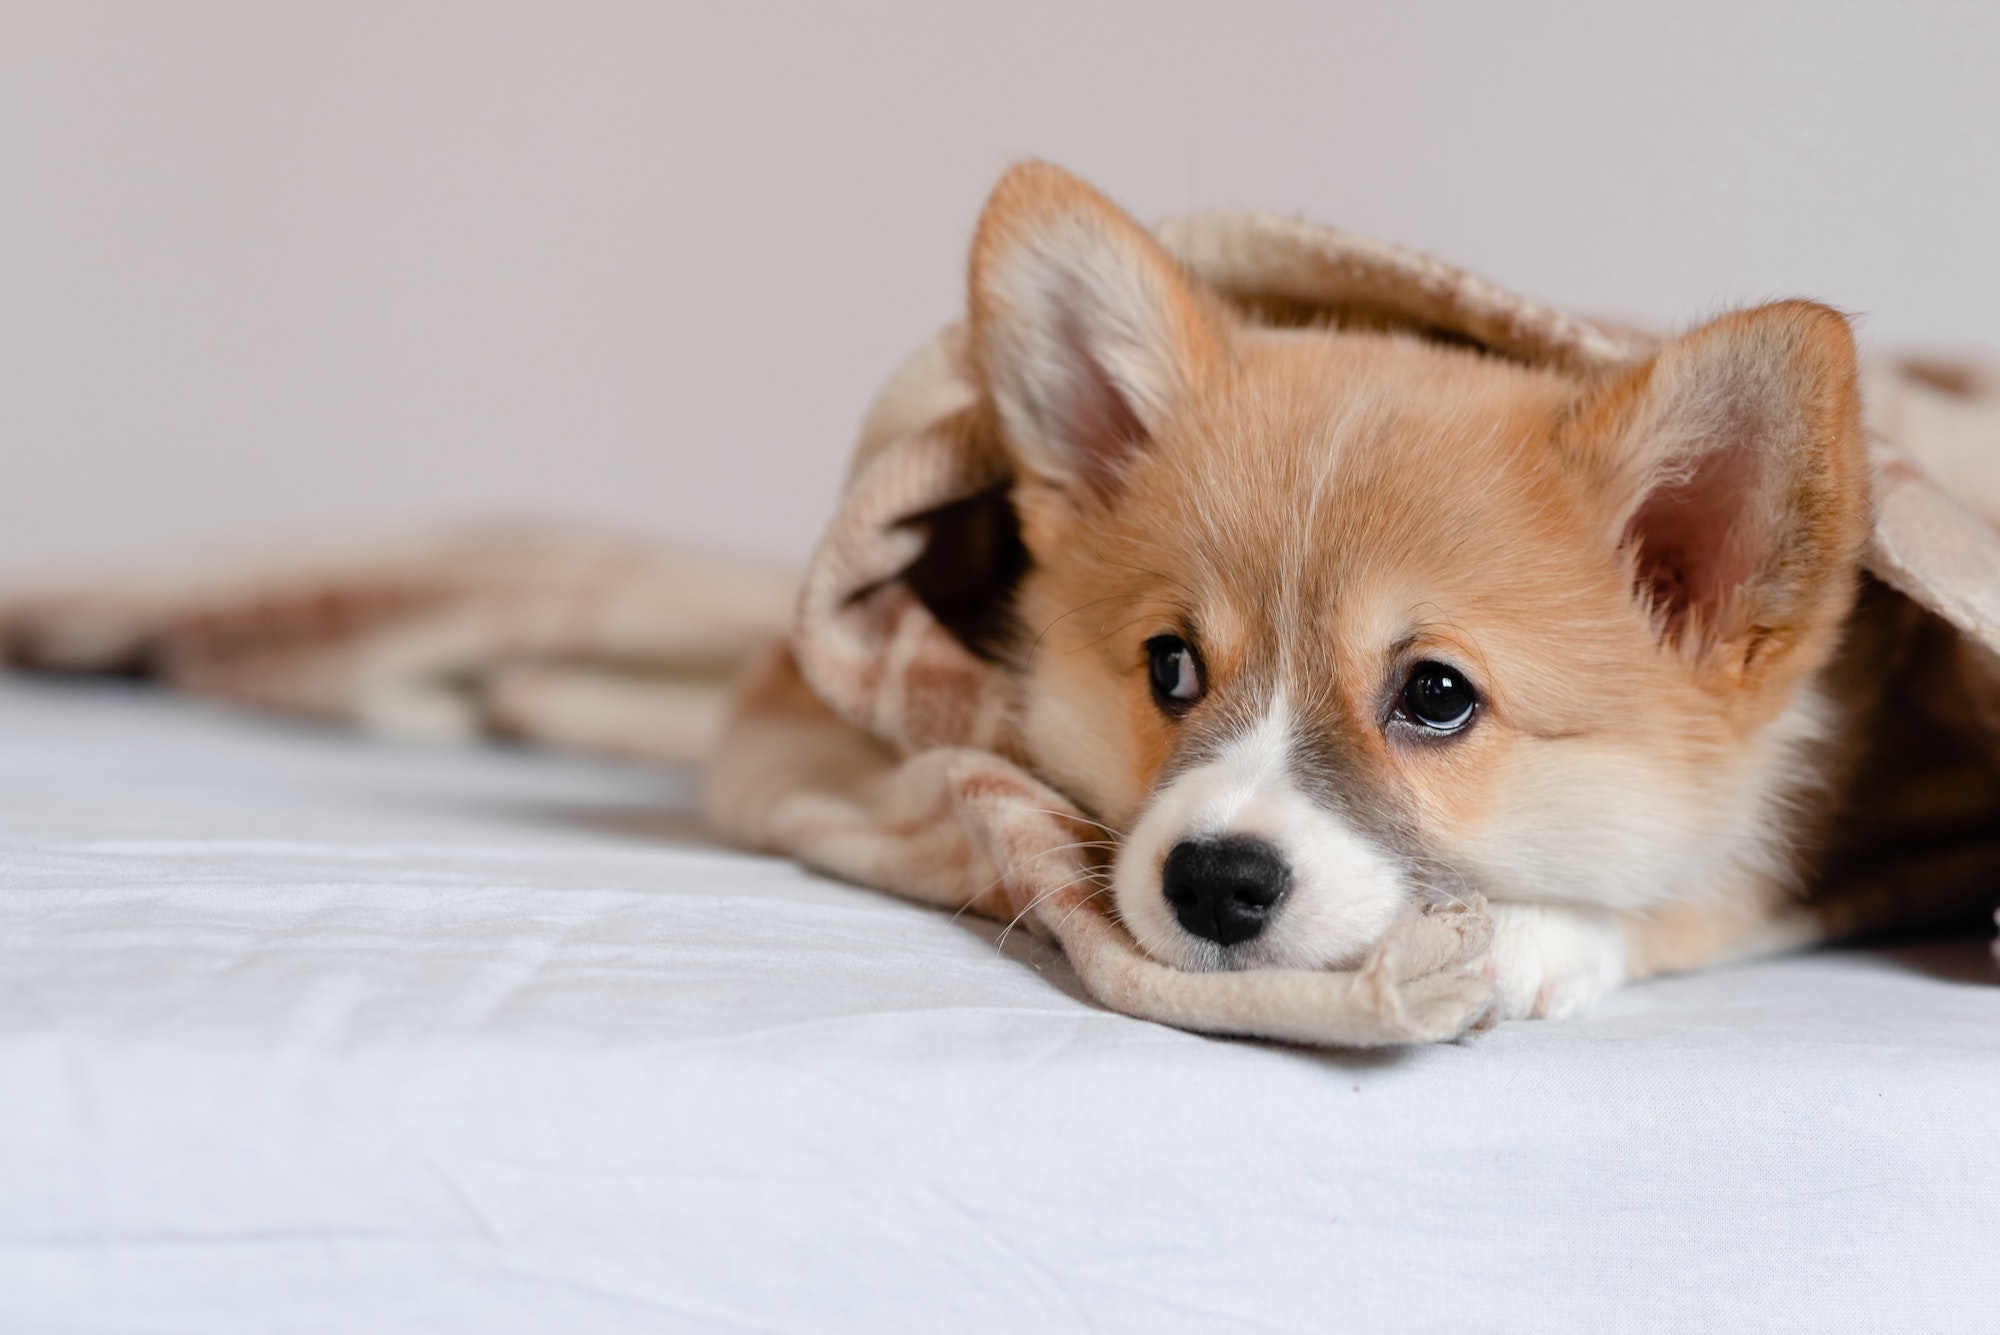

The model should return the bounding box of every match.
[2,680,1997,1334]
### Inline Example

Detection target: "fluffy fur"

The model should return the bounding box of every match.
[11,161,1999,1043]
[965,162,1957,1020]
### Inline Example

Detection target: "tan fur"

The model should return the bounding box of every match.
[10,162,1998,1043]
[964,162,1956,1011]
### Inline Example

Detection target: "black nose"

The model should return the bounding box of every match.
[1161,836,1291,946]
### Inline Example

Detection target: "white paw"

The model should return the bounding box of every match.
[1481,903,1626,1021]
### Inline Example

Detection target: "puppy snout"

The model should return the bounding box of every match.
[1161,836,1291,946]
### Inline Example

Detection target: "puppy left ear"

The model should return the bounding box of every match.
[1569,301,1871,686]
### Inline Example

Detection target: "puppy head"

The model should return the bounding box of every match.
[966,162,1869,971]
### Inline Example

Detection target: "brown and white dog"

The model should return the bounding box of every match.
[958,162,1996,1021]
[7,160,1992,1036]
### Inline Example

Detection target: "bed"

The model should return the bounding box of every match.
[4,677,1996,1333]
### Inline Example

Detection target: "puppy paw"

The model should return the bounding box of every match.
[1480,903,1625,1020]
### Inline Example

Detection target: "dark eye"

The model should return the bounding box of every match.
[1400,661,1477,733]
[1146,635,1204,712]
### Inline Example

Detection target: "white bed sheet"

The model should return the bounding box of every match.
[2,679,1996,1334]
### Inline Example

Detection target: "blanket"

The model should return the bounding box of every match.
[10,209,2000,1046]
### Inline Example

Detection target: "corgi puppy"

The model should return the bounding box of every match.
[950,162,1993,1021]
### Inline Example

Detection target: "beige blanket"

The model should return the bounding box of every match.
[10,211,2000,1046]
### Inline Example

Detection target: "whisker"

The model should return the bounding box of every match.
[995,871,1105,953]
[1400,851,1478,911]
[1017,807,1126,839]
[1026,592,1158,664]
[1052,886,1112,936]
[1067,613,1169,656]
[945,842,1117,927]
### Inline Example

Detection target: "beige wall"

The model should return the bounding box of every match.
[5,2,1998,577]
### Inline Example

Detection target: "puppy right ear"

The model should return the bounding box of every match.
[967,162,1225,497]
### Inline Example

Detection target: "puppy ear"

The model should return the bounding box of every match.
[967,162,1225,496]
[1571,301,1870,684]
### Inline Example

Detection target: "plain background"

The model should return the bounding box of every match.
[5,1,1999,579]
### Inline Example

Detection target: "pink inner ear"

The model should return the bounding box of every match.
[1055,305,1150,492]
[1625,435,1768,641]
